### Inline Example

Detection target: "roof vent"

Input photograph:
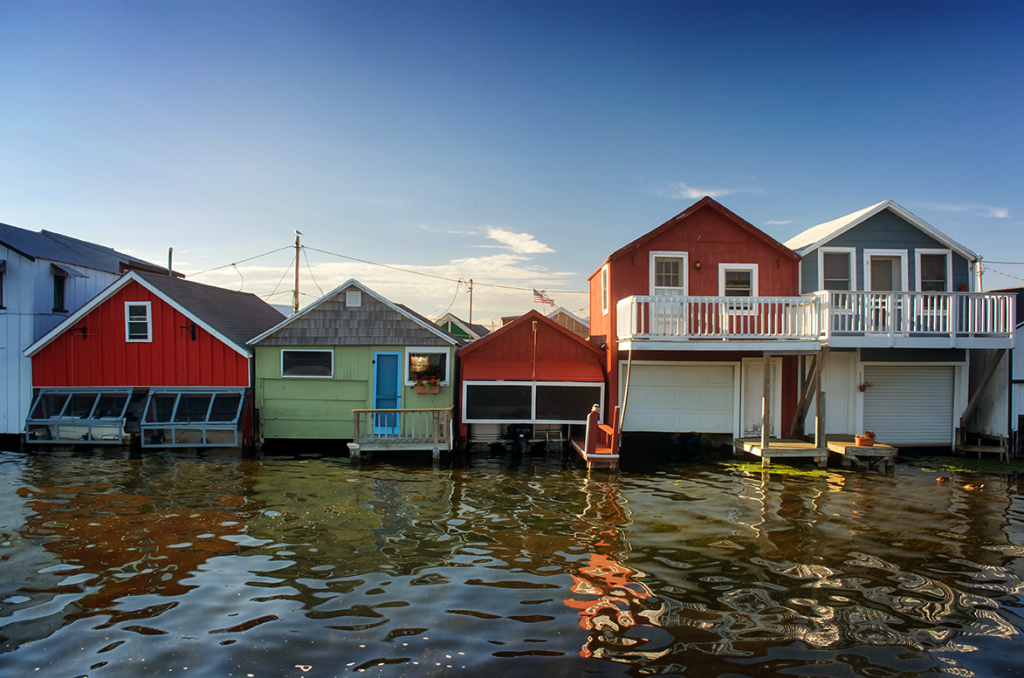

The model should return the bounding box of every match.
[346,290,362,308]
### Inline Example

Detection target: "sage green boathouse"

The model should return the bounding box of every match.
[249,280,460,442]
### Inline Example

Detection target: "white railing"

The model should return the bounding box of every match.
[814,291,1015,339]
[616,296,820,341]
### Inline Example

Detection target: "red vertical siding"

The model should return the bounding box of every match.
[32,280,250,388]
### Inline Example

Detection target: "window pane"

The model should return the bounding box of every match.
[93,394,129,418]
[282,351,332,376]
[67,394,99,418]
[174,394,212,422]
[465,385,532,420]
[145,394,179,423]
[31,393,70,419]
[127,304,149,340]
[920,254,947,292]
[724,270,752,296]
[409,352,447,382]
[209,394,243,422]
[535,386,602,422]
[822,253,851,291]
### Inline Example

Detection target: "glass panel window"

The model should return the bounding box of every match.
[282,350,333,377]
[600,266,609,314]
[209,393,243,422]
[31,393,71,419]
[93,394,130,418]
[407,349,448,384]
[535,385,602,422]
[822,252,851,291]
[653,256,685,296]
[67,393,99,419]
[174,394,212,422]
[126,302,152,342]
[465,385,533,421]
[724,270,752,297]
[920,254,948,292]
[145,393,179,423]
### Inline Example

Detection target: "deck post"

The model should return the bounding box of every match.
[761,351,771,451]
[348,442,361,461]
[788,352,818,438]
[815,392,826,449]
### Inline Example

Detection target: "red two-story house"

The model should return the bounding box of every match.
[588,197,821,453]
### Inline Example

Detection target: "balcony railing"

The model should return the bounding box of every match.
[351,406,454,451]
[814,291,1015,340]
[615,292,1015,345]
[616,296,820,342]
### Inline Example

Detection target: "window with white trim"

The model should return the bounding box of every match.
[819,248,855,291]
[282,349,333,377]
[917,250,951,292]
[125,302,152,342]
[650,252,687,296]
[600,265,609,315]
[406,347,449,385]
[718,264,758,297]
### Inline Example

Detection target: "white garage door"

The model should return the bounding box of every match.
[863,365,954,445]
[620,363,736,433]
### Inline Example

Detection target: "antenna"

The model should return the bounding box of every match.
[293,231,302,314]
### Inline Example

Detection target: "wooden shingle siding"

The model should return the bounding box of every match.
[259,290,450,347]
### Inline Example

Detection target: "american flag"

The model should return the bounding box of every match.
[533,289,554,306]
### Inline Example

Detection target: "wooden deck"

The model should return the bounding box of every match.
[570,435,620,469]
[733,438,828,469]
[825,435,898,472]
[349,406,454,460]
[570,406,620,470]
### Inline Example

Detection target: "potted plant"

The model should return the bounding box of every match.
[411,375,441,394]
[858,381,873,392]
[855,431,876,447]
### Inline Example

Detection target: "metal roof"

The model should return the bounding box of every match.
[0,221,167,274]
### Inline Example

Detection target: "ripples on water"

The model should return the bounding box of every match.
[0,447,1021,677]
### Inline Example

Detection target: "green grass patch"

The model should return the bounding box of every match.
[900,455,1024,475]
[720,461,832,477]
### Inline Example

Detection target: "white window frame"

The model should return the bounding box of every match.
[818,247,856,291]
[915,249,953,292]
[718,263,759,297]
[281,349,334,378]
[461,380,605,425]
[600,265,610,316]
[649,251,688,297]
[405,346,450,386]
[125,301,153,343]
[863,249,909,292]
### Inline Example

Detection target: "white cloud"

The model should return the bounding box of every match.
[765,220,791,225]
[654,182,760,200]
[923,203,1009,219]
[483,226,554,254]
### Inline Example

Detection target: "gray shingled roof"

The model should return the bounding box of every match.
[0,221,167,274]
[136,271,286,347]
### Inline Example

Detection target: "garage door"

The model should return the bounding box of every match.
[863,365,954,445]
[620,364,736,433]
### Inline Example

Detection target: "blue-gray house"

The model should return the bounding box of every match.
[785,200,1015,449]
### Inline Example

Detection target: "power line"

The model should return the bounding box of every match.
[188,246,292,277]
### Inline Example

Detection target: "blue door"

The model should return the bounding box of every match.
[373,352,401,434]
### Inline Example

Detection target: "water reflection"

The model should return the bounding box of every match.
[0,449,1021,677]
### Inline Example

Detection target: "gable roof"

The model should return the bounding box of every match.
[547,307,589,328]
[0,221,169,275]
[248,279,459,346]
[591,196,799,278]
[784,200,978,260]
[459,309,603,359]
[25,271,285,358]
[436,312,491,340]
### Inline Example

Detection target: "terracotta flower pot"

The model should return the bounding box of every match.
[855,435,875,447]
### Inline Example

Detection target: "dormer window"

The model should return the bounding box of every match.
[126,302,153,342]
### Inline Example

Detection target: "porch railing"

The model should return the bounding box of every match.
[813,291,1015,339]
[351,406,454,451]
[616,295,820,341]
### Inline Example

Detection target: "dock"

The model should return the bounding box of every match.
[826,435,898,472]
[733,438,828,468]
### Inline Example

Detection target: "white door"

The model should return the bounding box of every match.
[863,365,954,445]
[620,363,736,434]
[740,357,781,438]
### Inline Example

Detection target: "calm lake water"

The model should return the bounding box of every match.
[1,446,1021,678]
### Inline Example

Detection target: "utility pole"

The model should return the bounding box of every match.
[468,278,474,323]
[293,231,301,314]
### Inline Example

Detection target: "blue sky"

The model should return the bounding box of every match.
[2,0,1022,324]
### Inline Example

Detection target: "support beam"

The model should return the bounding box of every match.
[761,351,771,451]
[788,352,819,439]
